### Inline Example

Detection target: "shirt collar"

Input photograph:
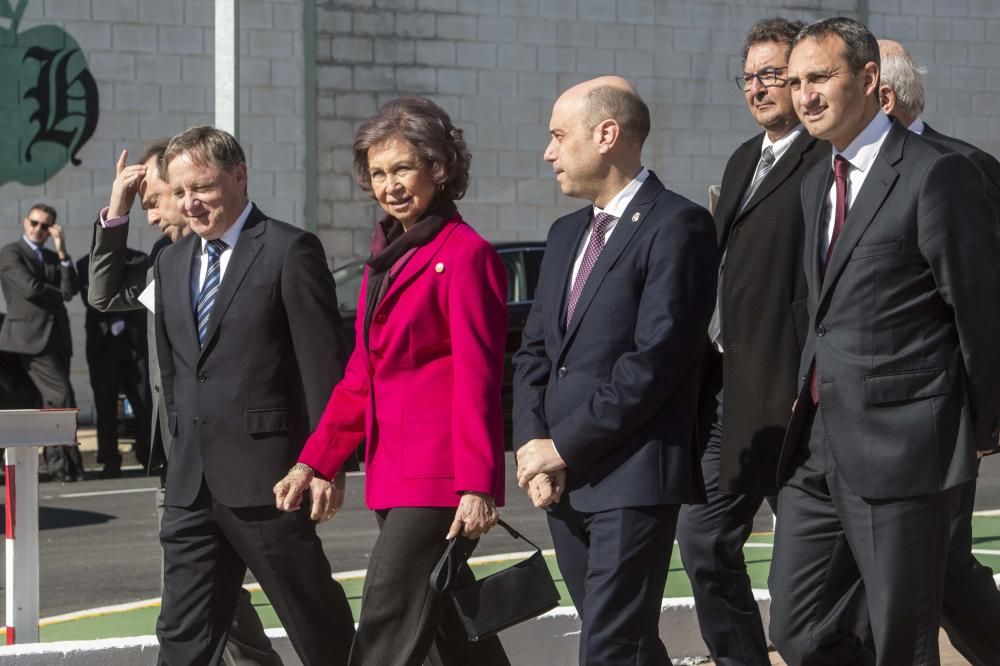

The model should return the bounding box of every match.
[762,124,804,162]
[22,235,41,252]
[200,202,253,253]
[832,111,893,175]
[907,117,925,135]
[594,167,650,219]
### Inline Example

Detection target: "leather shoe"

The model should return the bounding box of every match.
[99,460,121,479]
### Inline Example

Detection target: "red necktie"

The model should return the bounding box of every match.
[810,155,851,404]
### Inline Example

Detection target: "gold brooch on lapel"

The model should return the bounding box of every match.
[435,262,445,273]
[631,212,641,223]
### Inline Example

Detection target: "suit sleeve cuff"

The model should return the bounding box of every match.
[100,207,130,228]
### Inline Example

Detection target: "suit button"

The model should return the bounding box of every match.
[557,367,568,378]
[198,373,207,383]
[193,417,199,425]
[815,325,826,337]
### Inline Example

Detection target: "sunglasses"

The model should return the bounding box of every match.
[27,218,52,229]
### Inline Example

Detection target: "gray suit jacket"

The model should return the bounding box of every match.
[778,120,1000,499]
[88,220,170,470]
[0,239,78,355]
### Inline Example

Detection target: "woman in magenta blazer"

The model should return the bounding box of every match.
[274,97,509,666]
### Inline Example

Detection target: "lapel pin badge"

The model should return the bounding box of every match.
[435,262,445,273]
[631,212,641,223]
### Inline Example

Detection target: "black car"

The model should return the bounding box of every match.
[331,242,546,448]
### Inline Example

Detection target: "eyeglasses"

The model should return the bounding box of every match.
[27,218,52,229]
[736,66,788,91]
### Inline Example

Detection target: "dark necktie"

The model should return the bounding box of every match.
[810,155,851,404]
[195,239,227,346]
[565,212,614,327]
[708,146,777,351]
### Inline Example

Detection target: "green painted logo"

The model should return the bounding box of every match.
[0,0,99,187]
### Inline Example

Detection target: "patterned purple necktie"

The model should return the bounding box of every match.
[565,211,614,327]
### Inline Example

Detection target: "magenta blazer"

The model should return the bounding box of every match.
[298,217,508,510]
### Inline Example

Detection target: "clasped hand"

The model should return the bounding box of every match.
[273,467,347,523]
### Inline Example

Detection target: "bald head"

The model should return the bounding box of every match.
[877,38,926,126]
[557,76,650,148]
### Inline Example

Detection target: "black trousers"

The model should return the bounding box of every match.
[547,501,679,666]
[18,345,83,476]
[86,333,152,467]
[939,470,1000,666]
[677,381,774,666]
[768,406,958,666]
[349,507,509,666]
[156,481,355,666]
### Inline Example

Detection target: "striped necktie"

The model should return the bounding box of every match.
[708,145,777,352]
[195,239,227,346]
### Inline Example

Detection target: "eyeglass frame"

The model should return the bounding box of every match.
[735,66,789,91]
[26,217,53,229]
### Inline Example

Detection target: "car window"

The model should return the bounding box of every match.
[498,250,528,304]
[523,248,545,300]
[332,262,365,315]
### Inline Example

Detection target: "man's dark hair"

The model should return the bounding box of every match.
[139,138,170,179]
[28,203,57,224]
[792,16,880,73]
[584,85,651,147]
[742,17,805,61]
[163,126,246,172]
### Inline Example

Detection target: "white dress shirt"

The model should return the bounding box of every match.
[567,167,649,289]
[23,236,72,267]
[820,112,893,257]
[190,202,253,305]
[760,125,804,170]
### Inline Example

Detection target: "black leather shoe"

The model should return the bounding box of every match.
[99,460,121,479]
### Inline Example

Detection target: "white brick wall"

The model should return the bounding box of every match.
[315,0,1000,269]
[0,0,306,420]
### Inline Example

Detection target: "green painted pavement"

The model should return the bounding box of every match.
[17,516,1000,643]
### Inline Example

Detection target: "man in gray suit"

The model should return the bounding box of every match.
[0,203,84,481]
[768,18,1000,666]
[88,141,282,666]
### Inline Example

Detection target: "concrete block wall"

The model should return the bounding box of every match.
[314,0,1000,267]
[0,0,307,423]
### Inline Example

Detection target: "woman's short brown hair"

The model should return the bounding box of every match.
[352,97,471,201]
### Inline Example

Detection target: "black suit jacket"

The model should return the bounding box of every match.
[512,173,718,512]
[712,130,828,496]
[77,251,148,358]
[921,123,1000,221]
[0,239,78,355]
[779,120,1000,499]
[154,205,348,508]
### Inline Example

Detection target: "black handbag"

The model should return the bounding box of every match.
[429,518,561,641]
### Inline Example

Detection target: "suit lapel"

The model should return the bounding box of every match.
[818,124,904,307]
[717,136,763,245]
[373,218,461,319]
[805,164,832,307]
[17,241,46,280]
[169,233,202,352]
[737,132,814,222]
[560,174,663,350]
[199,207,267,357]
[550,207,590,341]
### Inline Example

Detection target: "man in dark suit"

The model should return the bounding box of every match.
[77,249,151,477]
[675,18,827,666]
[0,203,84,481]
[513,76,717,665]
[89,141,282,666]
[152,126,355,665]
[768,18,1000,666]
[869,38,1000,666]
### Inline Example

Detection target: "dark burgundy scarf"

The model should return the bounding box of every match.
[363,199,457,343]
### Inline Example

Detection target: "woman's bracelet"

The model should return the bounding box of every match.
[291,462,315,476]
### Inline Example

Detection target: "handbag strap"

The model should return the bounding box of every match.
[494,519,543,553]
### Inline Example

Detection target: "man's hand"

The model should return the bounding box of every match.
[308,469,347,523]
[50,223,66,257]
[516,438,566,488]
[447,492,498,539]
[526,470,566,508]
[107,149,147,219]
[273,464,313,513]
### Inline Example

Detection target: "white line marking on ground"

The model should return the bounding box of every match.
[973,509,1000,517]
[42,488,157,500]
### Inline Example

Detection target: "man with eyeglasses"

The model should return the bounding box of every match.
[675,18,828,665]
[0,203,85,481]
